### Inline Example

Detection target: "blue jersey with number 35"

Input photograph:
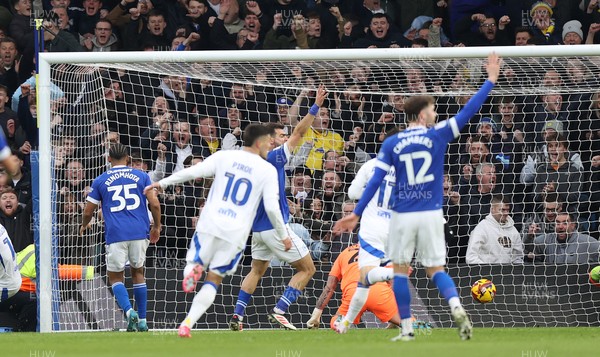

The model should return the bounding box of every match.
[87,166,152,244]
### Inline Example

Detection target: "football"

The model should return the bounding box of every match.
[589,266,600,287]
[471,279,496,304]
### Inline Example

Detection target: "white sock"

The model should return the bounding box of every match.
[344,287,369,323]
[401,318,414,335]
[448,297,461,311]
[273,307,285,315]
[366,267,394,284]
[181,283,217,328]
[125,308,132,318]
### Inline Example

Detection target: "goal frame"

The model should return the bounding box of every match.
[37,45,600,333]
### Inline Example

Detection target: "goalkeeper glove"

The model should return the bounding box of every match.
[307,308,322,329]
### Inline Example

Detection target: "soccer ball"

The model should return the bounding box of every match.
[589,266,600,287]
[471,279,496,303]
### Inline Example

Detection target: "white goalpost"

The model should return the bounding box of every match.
[37,46,600,333]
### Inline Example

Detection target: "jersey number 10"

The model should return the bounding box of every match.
[222,172,253,206]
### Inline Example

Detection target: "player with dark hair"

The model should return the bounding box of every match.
[81,143,162,332]
[144,124,290,338]
[335,53,501,341]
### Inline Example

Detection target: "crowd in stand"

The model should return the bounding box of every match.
[0,0,599,278]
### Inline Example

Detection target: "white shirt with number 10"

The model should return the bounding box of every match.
[159,150,286,251]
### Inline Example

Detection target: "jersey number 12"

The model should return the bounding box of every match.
[399,151,434,185]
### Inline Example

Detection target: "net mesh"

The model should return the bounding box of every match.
[46,53,600,330]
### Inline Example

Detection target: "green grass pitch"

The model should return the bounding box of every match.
[1,327,595,357]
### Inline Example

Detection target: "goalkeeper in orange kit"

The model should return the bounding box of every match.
[306,244,400,329]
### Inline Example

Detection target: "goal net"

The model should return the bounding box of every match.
[37,47,600,332]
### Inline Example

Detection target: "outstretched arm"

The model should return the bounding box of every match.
[436,53,500,143]
[287,85,328,151]
[144,154,217,193]
[307,275,339,329]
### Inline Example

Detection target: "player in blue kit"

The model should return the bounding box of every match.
[229,85,328,331]
[335,53,501,341]
[81,143,162,332]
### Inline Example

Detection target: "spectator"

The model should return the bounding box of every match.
[525,90,567,149]
[51,5,76,35]
[156,75,194,122]
[453,134,491,193]
[454,13,510,46]
[43,11,85,52]
[107,0,154,36]
[300,106,344,172]
[0,187,32,253]
[220,103,244,150]
[0,84,23,150]
[211,0,259,50]
[82,18,120,51]
[532,133,583,211]
[57,192,85,263]
[58,159,88,204]
[466,196,524,264]
[179,0,210,50]
[529,1,561,44]
[124,9,171,50]
[130,149,165,184]
[7,151,30,204]
[0,38,21,99]
[522,192,564,261]
[562,19,583,45]
[103,78,139,146]
[313,150,346,189]
[264,0,307,38]
[532,212,600,264]
[458,162,497,257]
[514,27,533,46]
[320,170,345,223]
[521,122,583,186]
[192,115,220,157]
[8,0,32,60]
[353,14,407,48]
[443,173,461,264]
[286,166,314,219]
[169,121,194,174]
[365,94,405,154]
[73,0,102,39]
[263,12,308,49]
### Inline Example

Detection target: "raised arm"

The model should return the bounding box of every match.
[287,85,328,150]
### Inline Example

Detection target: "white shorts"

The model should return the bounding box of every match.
[387,209,446,267]
[252,224,309,264]
[357,230,389,269]
[105,239,150,272]
[187,232,244,277]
